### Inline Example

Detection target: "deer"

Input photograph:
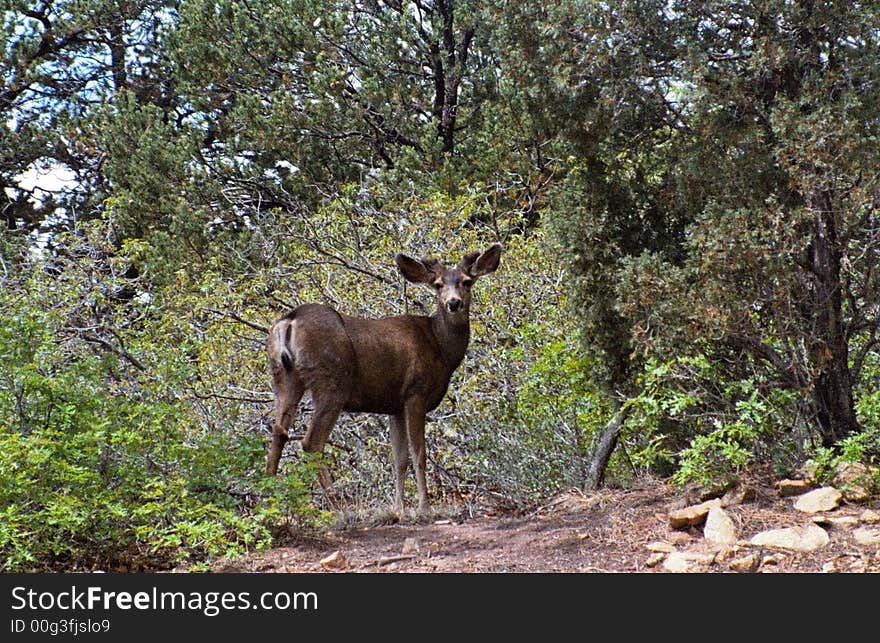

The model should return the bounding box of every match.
[265,243,502,517]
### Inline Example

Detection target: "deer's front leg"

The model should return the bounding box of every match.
[404,398,430,518]
[267,423,289,475]
[301,390,344,501]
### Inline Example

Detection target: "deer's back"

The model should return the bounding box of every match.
[284,303,453,415]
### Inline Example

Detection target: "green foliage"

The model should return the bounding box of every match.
[5,0,880,570]
[255,454,332,533]
[98,93,205,279]
[855,354,880,439]
[623,356,803,489]
[519,0,880,477]
[471,324,610,500]
[0,224,323,571]
[0,326,269,570]
[807,433,879,490]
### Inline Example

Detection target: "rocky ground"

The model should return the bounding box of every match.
[215,466,880,574]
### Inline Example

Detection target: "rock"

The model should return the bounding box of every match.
[646,541,676,553]
[750,524,830,552]
[852,527,880,547]
[860,509,880,524]
[811,514,858,528]
[319,550,348,570]
[834,461,873,481]
[833,463,876,502]
[841,486,872,503]
[793,487,842,513]
[848,558,868,573]
[401,537,420,555]
[721,484,755,507]
[667,531,693,545]
[728,552,761,573]
[821,561,836,573]
[704,506,738,546]
[645,553,666,567]
[713,546,736,563]
[669,499,721,529]
[675,483,718,508]
[776,479,811,497]
[662,551,716,573]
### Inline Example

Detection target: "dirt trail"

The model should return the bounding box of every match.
[215,478,880,573]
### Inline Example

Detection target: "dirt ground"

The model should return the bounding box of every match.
[214,474,880,574]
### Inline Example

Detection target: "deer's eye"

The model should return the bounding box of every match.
[432,281,443,290]
[461,279,473,288]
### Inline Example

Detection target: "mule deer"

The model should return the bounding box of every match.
[266,243,502,516]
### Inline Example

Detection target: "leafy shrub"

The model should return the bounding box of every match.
[461,322,611,503]
[0,259,323,571]
[623,356,804,489]
[807,430,880,489]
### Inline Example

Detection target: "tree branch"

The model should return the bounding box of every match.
[205,308,269,334]
[82,333,145,372]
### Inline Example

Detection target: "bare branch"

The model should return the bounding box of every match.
[204,308,269,334]
[81,333,146,372]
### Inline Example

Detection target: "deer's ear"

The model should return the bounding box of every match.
[466,244,502,278]
[396,253,436,284]
[460,251,481,273]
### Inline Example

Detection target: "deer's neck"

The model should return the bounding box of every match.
[431,310,470,372]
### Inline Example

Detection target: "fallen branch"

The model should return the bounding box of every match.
[377,554,417,566]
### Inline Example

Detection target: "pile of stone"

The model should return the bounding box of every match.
[647,463,879,573]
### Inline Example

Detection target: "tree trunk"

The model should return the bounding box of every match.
[584,404,630,491]
[108,15,127,93]
[429,0,474,156]
[808,191,859,446]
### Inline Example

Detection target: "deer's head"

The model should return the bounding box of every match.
[395,244,502,318]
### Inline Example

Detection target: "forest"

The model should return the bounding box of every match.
[1,0,879,572]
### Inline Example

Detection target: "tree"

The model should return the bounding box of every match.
[1,0,176,233]
[169,1,487,186]
[501,0,880,474]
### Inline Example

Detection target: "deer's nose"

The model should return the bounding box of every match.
[446,298,463,313]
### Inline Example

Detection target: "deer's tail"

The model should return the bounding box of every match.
[268,317,295,372]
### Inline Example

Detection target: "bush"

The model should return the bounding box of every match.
[460,322,611,502]
[0,249,323,571]
[620,355,806,490]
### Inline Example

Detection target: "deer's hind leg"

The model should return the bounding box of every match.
[267,372,305,475]
[390,413,410,515]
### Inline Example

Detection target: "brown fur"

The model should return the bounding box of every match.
[266,244,502,516]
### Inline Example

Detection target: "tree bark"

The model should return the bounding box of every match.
[108,14,127,93]
[584,404,630,491]
[807,190,860,446]
[429,0,473,156]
